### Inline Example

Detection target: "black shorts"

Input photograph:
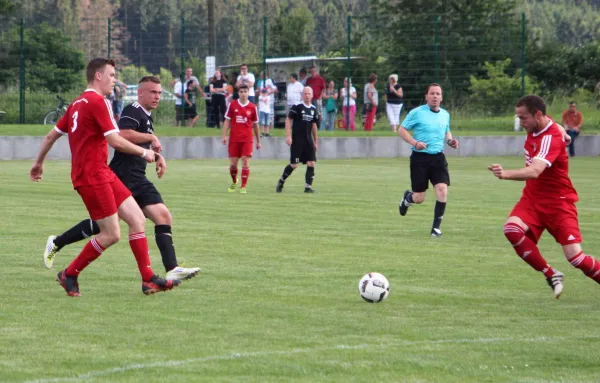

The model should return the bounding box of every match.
[184,105,197,119]
[124,178,164,209]
[409,151,450,192]
[175,105,184,121]
[290,142,316,164]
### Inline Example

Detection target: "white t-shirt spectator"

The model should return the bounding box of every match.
[258,95,270,113]
[174,80,184,106]
[238,73,256,97]
[340,86,357,107]
[287,82,303,106]
[257,78,277,105]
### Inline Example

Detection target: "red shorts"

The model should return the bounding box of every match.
[76,178,132,220]
[228,141,253,158]
[510,197,582,245]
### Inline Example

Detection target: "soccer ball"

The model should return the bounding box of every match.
[358,273,390,303]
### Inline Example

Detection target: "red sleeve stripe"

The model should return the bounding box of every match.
[103,99,121,131]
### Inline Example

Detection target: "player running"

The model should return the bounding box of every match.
[30,58,181,296]
[42,76,201,282]
[489,94,600,299]
[221,84,261,194]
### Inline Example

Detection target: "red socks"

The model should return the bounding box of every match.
[504,223,555,278]
[241,167,250,188]
[129,232,154,282]
[230,166,238,183]
[569,252,600,284]
[66,238,105,277]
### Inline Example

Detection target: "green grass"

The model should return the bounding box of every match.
[1,158,600,382]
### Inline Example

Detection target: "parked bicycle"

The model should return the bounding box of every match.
[43,95,68,125]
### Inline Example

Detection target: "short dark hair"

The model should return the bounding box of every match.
[569,101,576,105]
[139,76,161,84]
[516,95,546,116]
[309,65,316,70]
[299,67,307,74]
[290,73,298,80]
[240,63,248,68]
[237,84,249,91]
[86,58,115,83]
[368,73,378,83]
[425,83,442,95]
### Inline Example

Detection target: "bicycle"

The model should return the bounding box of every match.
[43,95,68,125]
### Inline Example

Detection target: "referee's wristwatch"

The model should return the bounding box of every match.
[446,139,453,146]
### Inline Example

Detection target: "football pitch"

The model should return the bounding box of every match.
[1,157,600,382]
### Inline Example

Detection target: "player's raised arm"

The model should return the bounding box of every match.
[488,159,546,181]
[445,131,459,149]
[30,128,64,182]
[106,132,155,163]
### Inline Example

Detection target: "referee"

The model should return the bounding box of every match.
[397,83,459,237]
[276,86,319,193]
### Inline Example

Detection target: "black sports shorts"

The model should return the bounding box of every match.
[124,177,164,209]
[290,142,316,164]
[409,151,450,193]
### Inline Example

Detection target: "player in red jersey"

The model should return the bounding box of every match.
[489,95,600,298]
[221,84,260,194]
[29,58,181,296]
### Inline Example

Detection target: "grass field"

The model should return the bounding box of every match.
[1,157,600,382]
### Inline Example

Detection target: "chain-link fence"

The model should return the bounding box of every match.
[1,9,528,128]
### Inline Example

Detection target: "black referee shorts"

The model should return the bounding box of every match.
[409,151,450,193]
[290,142,317,164]
[124,178,164,209]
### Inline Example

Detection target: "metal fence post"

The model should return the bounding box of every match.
[521,12,526,97]
[107,18,111,58]
[345,15,351,130]
[434,15,440,83]
[180,14,185,122]
[263,16,267,80]
[19,18,25,124]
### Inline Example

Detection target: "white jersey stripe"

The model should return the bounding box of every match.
[537,135,551,159]
[103,99,120,130]
[224,102,232,120]
[54,126,67,135]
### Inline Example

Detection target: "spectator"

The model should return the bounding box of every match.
[173,76,185,127]
[306,65,326,120]
[229,71,239,101]
[205,77,215,127]
[385,74,403,133]
[286,73,303,116]
[256,71,278,137]
[299,67,308,85]
[321,80,338,131]
[364,73,378,131]
[184,80,199,127]
[236,64,256,104]
[258,88,271,138]
[112,74,128,121]
[340,77,357,131]
[561,101,583,157]
[210,70,227,129]
[184,67,205,97]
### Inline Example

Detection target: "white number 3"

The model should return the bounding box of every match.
[71,111,79,132]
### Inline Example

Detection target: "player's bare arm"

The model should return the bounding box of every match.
[253,122,261,150]
[119,129,162,153]
[221,119,230,145]
[155,153,167,179]
[30,128,63,182]
[398,126,427,150]
[488,159,546,181]
[285,117,292,146]
[445,131,459,149]
[106,132,155,163]
[312,122,318,152]
[555,123,572,145]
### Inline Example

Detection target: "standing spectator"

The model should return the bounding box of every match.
[364,74,378,131]
[306,65,326,120]
[385,74,403,133]
[173,76,185,127]
[229,71,239,101]
[236,64,256,104]
[258,88,271,139]
[561,101,583,157]
[184,80,199,127]
[340,77,357,131]
[286,73,303,116]
[210,70,227,129]
[321,80,338,131]
[299,67,308,85]
[183,67,204,96]
[205,77,215,127]
[112,74,128,121]
[256,71,278,137]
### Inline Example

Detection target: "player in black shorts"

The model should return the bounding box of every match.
[43,76,201,281]
[276,86,319,193]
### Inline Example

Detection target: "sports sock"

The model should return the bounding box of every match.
[432,201,446,230]
[229,165,238,183]
[569,252,600,284]
[280,164,294,182]
[155,225,178,272]
[54,219,100,250]
[241,167,250,187]
[129,232,154,282]
[65,238,105,277]
[405,191,414,204]
[305,166,315,188]
[504,223,555,278]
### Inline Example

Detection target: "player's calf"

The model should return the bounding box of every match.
[568,251,600,284]
[503,223,556,279]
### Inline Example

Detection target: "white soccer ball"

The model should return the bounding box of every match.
[358,272,390,303]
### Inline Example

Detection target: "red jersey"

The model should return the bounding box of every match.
[225,99,258,143]
[306,74,326,99]
[55,89,120,189]
[522,120,578,203]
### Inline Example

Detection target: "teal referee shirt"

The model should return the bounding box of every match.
[401,105,450,154]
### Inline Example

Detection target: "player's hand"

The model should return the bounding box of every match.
[286,137,292,146]
[314,142,318,152]
[30,162,44,182]
[414,141,427,150]
[155,155,167,179]
[222,137,227,145]
[448,138,459,149]
[256,142,262,150]
[488,164,505,179]
[151,136,162,153]
[563,132,572,145]
[142,148,156,163]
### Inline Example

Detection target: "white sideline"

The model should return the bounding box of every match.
[24,335,600,383]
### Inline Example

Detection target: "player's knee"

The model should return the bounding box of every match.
[290,163,299,169]
[504,223,525,246]
[412,192,425,204]
[100,228,120,246]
